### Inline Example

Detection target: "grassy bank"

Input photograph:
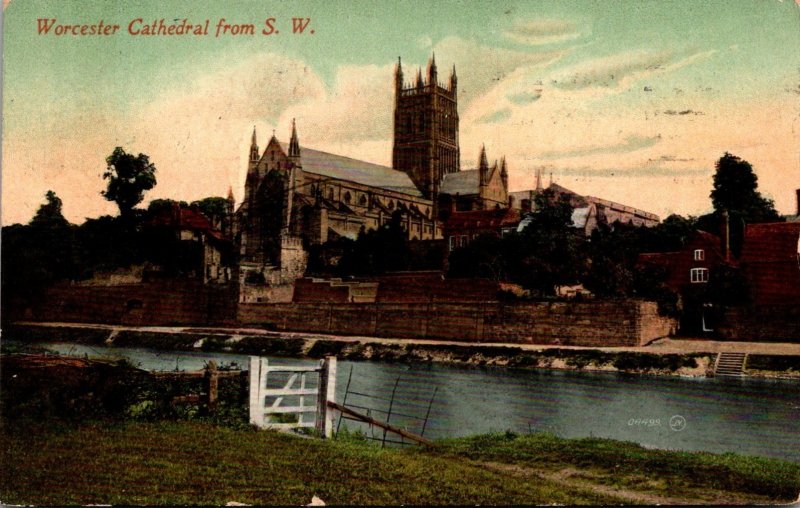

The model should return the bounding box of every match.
[2,420,799,505]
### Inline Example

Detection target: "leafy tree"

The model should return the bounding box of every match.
[191,197,230,221]
[30,190,69,229]
[699,153,781,257]
[102,147,157,218]
[337,211,412,275]
[1,192,75,312]
[710,153,779,221]
[147,199,187,216]
[448,189,587,296]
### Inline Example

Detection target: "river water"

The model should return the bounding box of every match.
[32,341,800,463]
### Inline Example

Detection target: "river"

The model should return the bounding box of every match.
[32,341,800,463]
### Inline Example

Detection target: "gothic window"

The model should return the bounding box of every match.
[344,191,352,204]
[388,200,394,210]
[328,188,334,200]
[359,194,367,206]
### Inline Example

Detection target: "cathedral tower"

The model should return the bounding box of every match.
[392,54,460,200]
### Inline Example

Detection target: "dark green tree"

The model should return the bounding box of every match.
[337,211,411,275]
[699,153,781,257]
[1,192,75,313]
[710,153,779,221]
[102,147,157,218]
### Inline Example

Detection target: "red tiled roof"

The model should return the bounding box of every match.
[147,207,228,243]
[741,222,800,263]
[740,222,800,305]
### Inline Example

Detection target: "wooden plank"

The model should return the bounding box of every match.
[262,422,316,430]
[264,365,321,373]
[271,373,299,408]
[327,401,434,447]
[248,357,264,427]
[262,388,318,397]
[324,357,337,438]
[263,405,318,414]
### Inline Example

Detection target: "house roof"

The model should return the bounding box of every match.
[147,206,228,243]
[741,222,800,264]
[440,169,479,196]
[445,207,521,230]
[278,142,422,197]
[740,222,800,305]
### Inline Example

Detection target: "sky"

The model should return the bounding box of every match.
[2,0,799,225]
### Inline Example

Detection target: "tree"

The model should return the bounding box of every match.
[448,189,587,296]
[337,211,412,275]
[30,190,69,229]
[102,147,157,217]
[710,153,779,221]
[695,153,781,258]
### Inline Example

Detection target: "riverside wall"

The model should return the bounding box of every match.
[238,300,675,347]
[8,282,675,346]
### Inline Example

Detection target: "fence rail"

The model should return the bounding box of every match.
[249,356,337,437]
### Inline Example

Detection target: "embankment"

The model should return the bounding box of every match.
[7,323,716,378]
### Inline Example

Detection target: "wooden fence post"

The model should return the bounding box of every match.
[249,356,264,427]
[205,360,218,413]
[315,356,337,439]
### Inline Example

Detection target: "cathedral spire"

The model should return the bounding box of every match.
[249,126,259,161]
[450,64,457,91]
[288,118,300,158]
[479,145,489,186]
[500,157,508,190]
[416,68,424,88]
[535,167,543,191]
[395,56,403,90]
[428,52,437,85]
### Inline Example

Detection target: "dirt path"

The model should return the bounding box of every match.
[476,460,771,505]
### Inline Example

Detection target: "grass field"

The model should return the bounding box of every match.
[2,420,798,506]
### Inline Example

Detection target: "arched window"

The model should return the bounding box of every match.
[359,194,367,206]
[328,188,334,200]
[388,200,394,210]
[344,191,352,204]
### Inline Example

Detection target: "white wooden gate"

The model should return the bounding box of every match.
[248,356,337,438]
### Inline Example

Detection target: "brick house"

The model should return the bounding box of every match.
[442,207,522,253]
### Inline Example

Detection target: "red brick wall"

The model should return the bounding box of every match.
[25,281,237,326]
[238,300,675,346]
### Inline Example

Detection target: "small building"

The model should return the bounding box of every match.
[145,205,234,284]
[638,230,729,293]
[510,180,660,236]
[739,222,800,306]
[443,207,522,252]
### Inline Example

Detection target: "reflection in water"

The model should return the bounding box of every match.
[33,341,800,463]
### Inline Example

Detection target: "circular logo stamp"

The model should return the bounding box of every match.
[669,415,686,432]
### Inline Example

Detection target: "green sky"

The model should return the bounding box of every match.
[3,0,799,224]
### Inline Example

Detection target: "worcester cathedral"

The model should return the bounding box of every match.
[234,55,511,290]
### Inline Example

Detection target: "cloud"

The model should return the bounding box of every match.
[432,36,569,105]
[663,109,705,116]
[477,108,512,124]
[554,166,709,178]
[538,135,662,159]
[508,91,542,104]
[547,49,717,91]
[504,19,582,46]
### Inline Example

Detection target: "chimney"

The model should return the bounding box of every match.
[796,188,800,216]
[721,210,730,262]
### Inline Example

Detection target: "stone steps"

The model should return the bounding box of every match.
[714,352,747,377]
